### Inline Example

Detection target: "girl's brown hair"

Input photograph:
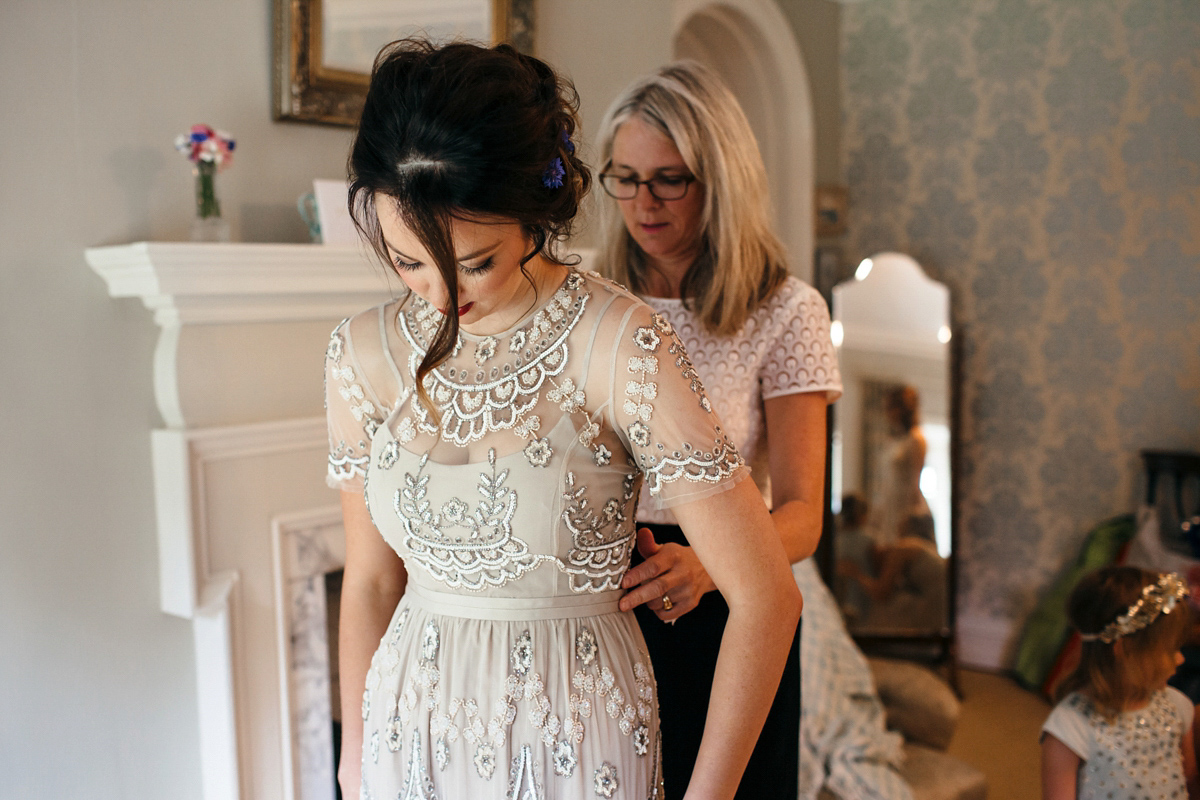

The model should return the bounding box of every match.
[1056,566,1193,714]
[348,39,590,414]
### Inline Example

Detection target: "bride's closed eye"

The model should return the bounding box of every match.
[461,256,495,275]
[391,255,496,274]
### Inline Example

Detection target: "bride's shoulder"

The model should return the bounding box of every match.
[576,268,658,326]
[327,297,412,380]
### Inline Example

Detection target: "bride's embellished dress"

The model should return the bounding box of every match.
[325,269,747,799]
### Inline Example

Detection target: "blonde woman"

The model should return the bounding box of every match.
[596,62,842,798]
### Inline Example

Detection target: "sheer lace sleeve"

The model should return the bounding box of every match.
[324,310,395,492]
[761,278,843,403]
[608,303,749,510]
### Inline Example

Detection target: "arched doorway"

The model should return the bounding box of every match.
[672,0,815,280]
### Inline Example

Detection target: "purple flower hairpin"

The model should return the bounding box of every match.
[542,129,574,189]
[542,157,566,189]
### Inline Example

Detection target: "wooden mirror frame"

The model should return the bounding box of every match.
[814,251,963,694]
[273,0,535,127]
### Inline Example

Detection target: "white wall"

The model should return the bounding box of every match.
[535,0,676,248]
[0,1,678,796]
[0,2,352,797]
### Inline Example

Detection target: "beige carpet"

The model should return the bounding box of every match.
[945,669,1050,800]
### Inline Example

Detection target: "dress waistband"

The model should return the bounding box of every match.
[404,582,625,621]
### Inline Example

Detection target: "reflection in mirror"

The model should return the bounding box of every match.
[830,252,952,638]
[321,0,494,75]
[274,0,529,126]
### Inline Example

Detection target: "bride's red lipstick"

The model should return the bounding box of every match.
[438,302,474,316]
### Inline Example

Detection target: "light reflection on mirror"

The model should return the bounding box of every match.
[322,0,494,74]
[831,252,952,634]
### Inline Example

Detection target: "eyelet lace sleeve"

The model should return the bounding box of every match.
[325,313,391,492]
[609,304,748,510]
[760,278,843,402]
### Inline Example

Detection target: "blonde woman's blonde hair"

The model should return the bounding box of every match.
[596,60,789,335]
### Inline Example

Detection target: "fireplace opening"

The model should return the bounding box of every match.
[325,568,344,800]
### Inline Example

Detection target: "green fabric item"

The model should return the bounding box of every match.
[1012,513,1137,691]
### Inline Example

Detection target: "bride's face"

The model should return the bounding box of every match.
[374,195,548,334]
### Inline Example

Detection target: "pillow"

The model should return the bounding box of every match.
[868,657,960,751]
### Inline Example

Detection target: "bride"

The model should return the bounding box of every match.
[325,39,801,800]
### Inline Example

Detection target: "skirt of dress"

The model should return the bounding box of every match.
[360,583,664,800]
[633,522,801,800]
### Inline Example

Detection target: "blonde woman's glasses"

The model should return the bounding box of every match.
[599,172,696,201]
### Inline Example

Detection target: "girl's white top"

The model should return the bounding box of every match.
[326,269,750,798]
[635,276,842,524]
[1041,687,1192,799]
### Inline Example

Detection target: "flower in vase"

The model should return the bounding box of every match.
[175,124,235,233]
[175,124,236,171]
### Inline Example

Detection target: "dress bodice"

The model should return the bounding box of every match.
[1042,688,1192,800]
[326,269,748,600]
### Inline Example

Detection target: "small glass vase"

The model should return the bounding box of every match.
[191,160,231,242]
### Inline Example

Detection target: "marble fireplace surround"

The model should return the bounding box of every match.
[87,243,394,800]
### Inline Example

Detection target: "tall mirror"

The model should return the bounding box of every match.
[823,252,958,674]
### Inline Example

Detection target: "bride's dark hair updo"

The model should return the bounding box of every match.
[348,38,590,403]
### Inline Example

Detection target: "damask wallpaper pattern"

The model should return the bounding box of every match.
[840,0,1200,637]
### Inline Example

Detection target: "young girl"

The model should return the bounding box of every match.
[1041,566,1198,799]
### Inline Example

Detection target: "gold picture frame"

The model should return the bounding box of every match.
[273,0,535,127]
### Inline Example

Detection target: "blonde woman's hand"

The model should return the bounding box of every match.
[618,527,717,621]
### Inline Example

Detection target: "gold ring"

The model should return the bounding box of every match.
[661,595,673,611]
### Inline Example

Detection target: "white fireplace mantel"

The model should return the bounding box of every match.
[86,241,399,326]
[86,242,396,800]
[87,243,402,430]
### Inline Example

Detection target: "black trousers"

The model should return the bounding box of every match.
[633,522,801,799]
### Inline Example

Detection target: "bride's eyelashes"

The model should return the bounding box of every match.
[463,256,495,275]
[391,254,496,275]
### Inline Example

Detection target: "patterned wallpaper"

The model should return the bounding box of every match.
[839,0,1200,632]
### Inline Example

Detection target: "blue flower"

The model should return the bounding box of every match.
[542,157,565,189]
